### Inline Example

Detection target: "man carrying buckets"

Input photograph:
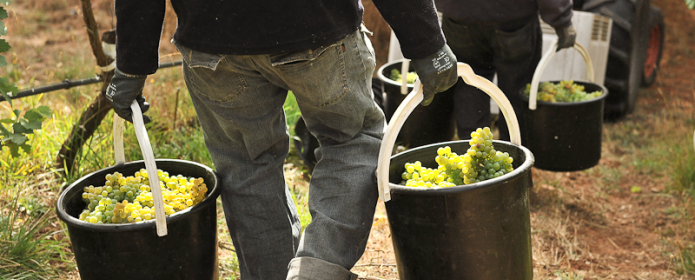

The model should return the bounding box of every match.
[435,0,576,141]
[104,0,458,279]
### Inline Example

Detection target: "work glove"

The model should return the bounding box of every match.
[106,69,151,124]
[555,24,577,51]
[411,44,458,106]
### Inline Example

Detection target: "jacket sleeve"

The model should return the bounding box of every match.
[538,0,574,28]
[115,0,167,75]
[371,0,446,59]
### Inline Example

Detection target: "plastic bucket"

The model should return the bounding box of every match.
[56,103,221,280]
[522,42,607,171]
[377,63,534,280]
[377,59,455,148]
[520,81,607,171]
[57,160,221,280]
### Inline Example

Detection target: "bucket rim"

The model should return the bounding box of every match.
[56,159,221,232]
[387,140,534,195]
[519,80,608,106]
[377,59,415,88]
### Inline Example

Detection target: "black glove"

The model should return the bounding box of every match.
[411,44,458,106]
[555,24,577,51]
[106,69,151,124]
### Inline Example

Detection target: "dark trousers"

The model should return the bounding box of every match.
[441,14,542,141]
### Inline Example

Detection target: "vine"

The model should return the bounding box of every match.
[0,0,52,157]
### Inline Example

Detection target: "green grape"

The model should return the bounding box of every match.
[400,127,515,188]
[78,169,208,224]
[524,80,604,102]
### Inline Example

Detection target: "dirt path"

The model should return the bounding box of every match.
[353,0,695,279]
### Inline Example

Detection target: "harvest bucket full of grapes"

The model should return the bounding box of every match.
[56,102,221,280]
[377,63,535,280]
[520,41,608,172]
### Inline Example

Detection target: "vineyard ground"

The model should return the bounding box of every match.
[3,0,695,279]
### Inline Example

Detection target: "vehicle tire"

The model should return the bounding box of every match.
[641,6,664,87]
[581,0,651,120]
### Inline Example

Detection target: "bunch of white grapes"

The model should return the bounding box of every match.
[78,169,208,224]
[400,127,514,188]
[390,69,418,84]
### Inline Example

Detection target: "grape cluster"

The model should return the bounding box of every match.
[400,127,514,188]
[78,169,208,224]
[524,80,603,102]
[389,69,418,84]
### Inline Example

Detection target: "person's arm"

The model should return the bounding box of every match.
[372,0,458,105]
[114,0,167,75]
[107,0,166,123]
[538,0,576,50]
[371,0,444,59]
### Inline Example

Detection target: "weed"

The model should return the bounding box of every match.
[0,186,73,279]
[676,243,695,275]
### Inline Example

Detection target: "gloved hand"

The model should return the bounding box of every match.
[106,69,151,124]
[411,44,458,106]
[555,24,577,51]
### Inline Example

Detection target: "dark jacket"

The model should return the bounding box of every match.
[115,0,446,75]
[435,0,573,28]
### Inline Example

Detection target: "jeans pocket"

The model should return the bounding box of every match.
[494,18,538,62]
[269,43,334,69]
[269,37,350,108]
[174,41,248,104]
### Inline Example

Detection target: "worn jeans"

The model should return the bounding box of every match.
[441,15,542,141]
[174,27,383,280]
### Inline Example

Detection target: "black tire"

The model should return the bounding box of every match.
[581,0,652,120]
[641,6,664,87]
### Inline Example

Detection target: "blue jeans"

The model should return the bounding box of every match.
[174,27,383,280]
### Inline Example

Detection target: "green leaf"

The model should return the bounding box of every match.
[13,122,32,134]
[8,132,26,145]
[0,21,6,37]
[0,122,9,134]
[7,142,20,157]
[687,0,695,9]
[24,106,52,121]
[0,55,7,68]
[0,118,14,123]
[18,119,41,131]
[19,143,31,154]
[0,39,10,52]
[34,106,52,118]
[0,7,8,20]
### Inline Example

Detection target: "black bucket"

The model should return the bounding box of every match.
[520,81,608,171]
[377,60,455,148]
[56,159,221,280]
[385,140,534,280]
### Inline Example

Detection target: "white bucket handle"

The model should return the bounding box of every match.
[113,102,168,236]
[400,59,410,94]
[377,62,522,202]
[528,40,595,110]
